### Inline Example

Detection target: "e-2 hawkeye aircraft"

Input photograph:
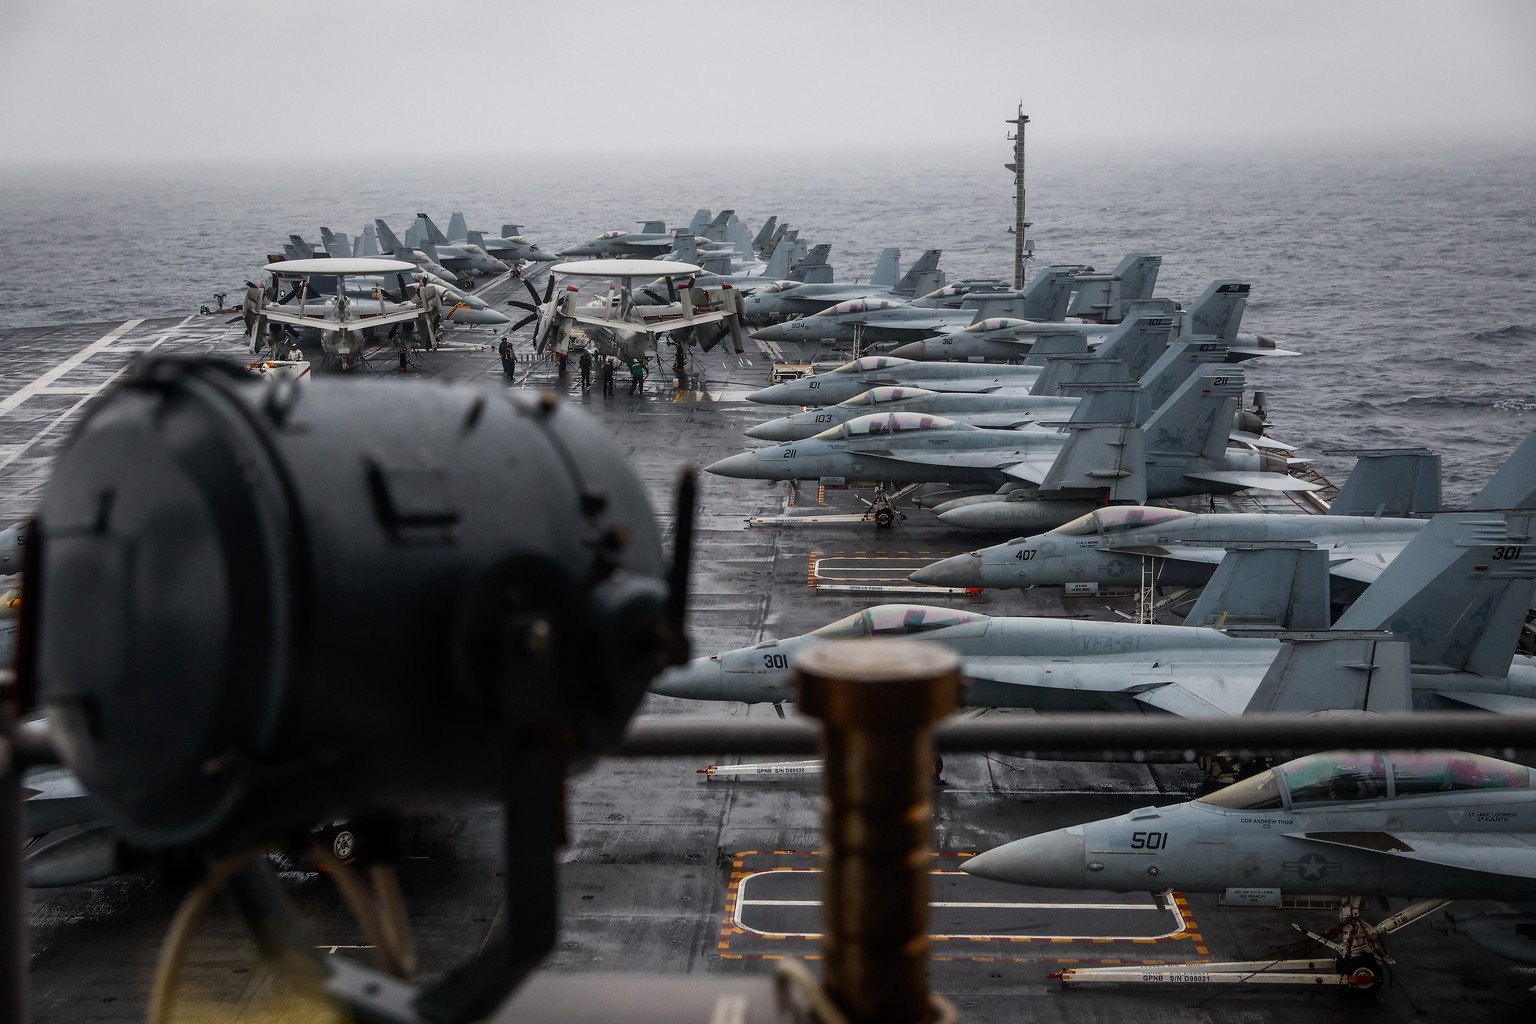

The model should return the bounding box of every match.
[964,748,1536,994]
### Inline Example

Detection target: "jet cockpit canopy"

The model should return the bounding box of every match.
[1199,751,1533,811]
[838,386,939,407]
[812,411,966,441]
[815,298,905,317]
[808,604,991,640]
[832,355,916,374]
[1049,506,1195,537]
[963,317,1030,333]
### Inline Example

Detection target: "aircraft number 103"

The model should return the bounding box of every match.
[1130,830,1168,850]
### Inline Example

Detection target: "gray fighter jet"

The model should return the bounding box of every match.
[717,368,1314,529]
[741,249,947,323]
[887,281,1291,362]
[963,749,1536,987]
[749,263,1089,346]
[743,386,1082,442]
[746,354,1042,405]
[650,509,1536,715]
[372,219,461,284]
[442,215,561,265]
[405,214,505,277]
[916,436,1536,586]
[560,215,705,259]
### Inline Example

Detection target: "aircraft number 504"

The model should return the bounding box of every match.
[763,654,790,669]
[1130,831,1168,850]
[1493,546,1524,560]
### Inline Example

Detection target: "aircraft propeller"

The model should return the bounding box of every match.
[507,275,560,350]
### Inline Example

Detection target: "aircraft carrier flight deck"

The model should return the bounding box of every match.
[8,271,1534,1023]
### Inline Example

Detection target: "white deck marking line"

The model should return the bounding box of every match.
[741,899,1165,911]
[732,869,1189,941]
[0,327,177,475]
[0,318,143,420]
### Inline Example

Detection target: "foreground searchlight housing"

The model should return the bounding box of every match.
[28,358,680,852]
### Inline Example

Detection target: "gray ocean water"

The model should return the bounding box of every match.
[1,142,1532,502]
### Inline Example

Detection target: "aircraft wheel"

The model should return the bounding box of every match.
[1337,955,1385,998]
[873,509,895,528]
[331,829,357,863]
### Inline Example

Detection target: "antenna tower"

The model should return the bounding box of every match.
[1005,103,1033,289]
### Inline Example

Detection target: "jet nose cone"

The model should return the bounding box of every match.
[534,250,560,261]
[744,418,803,441]
[937,504,1007,530]
[910,552,983,588]
[888,341,927,359]
[649,657,727,700]
[747,384,794,404]
[751,323,791,342]
[705,452,761,478]
[963,829,1086,889]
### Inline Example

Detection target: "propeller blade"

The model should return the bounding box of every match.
[542,277,557,304]
[522,277,543,305]
[507,300,539,313]
[642,288,667,304]
[511,313,539,332]
[698,325,731,354]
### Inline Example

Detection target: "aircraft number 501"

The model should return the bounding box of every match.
[1130,831,1168,850]
[763,653,789,669]
[1493,546,1524,560]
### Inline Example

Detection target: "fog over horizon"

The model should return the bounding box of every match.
[3,0,1533,170]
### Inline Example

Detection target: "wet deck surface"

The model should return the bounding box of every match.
[9,275,1534,1021]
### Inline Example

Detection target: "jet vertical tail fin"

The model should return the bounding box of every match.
[688,209,712,235]
[320,227,351,259]
[1328,449,1443,517]
[1084,315,1178,384]
[760,232,793,278]
[1019,265,1087,321]
[501,224,525,239]
[671,230,700,263]
[1024,335,1092,395]
[1188,281,1250,341]
[466,229,487,248]
[869,248,901,289]
[1141,367,1244,460]
[1335,512,1536,676]
[789,243,833,284]
[1114,253,1163,304]
[1039,384,1146,501]
[404,215,429,249]
[1242,633,1412,713]
[752,216,778,257]
[375,219,406,255]
[1185,545,1332,630]
[639,220,667,235]
[892,249,942,296]
[1467,431,1536,511]
[420,214,450,246]
[703,210,732,243]
[356,224,381,257]
[447,212,471,243]
[1136,340,1230,414]
[289,234,322,258]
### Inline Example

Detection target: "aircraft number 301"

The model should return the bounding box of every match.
[1492,546,1524,560]
[1130,831,1168,850]
[763,654,790,669]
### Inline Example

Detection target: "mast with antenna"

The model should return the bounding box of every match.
[1005,103,1033,289]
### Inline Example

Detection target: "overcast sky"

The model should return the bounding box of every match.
[2,0,1533,167]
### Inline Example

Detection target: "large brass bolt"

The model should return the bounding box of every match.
[795,640,963,1024]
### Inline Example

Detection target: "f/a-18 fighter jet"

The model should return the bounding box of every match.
[560,213,710,259]
[914,432,1536,582]
[714,367,1315,533]
[965,748,1536,992]
[445,214,561,266]
[885,281,1292,363]
[741,249,949,323]
[404,214,505,277]
[650,509,1536,718]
